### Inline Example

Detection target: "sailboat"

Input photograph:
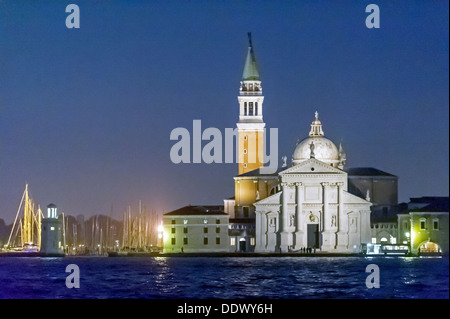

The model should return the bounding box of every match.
[6,184,43,252]
[0,185,45,257]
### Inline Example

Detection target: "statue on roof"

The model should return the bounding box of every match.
[310,141,315,159]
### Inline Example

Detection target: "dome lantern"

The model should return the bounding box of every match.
[292,112,345,169]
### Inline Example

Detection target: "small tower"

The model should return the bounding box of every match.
[40,203,63,255]
[237,32,266,175]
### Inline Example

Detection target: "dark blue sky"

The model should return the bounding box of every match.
[0,1,448,223]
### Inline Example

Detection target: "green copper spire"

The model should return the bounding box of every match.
[242,32,260,81]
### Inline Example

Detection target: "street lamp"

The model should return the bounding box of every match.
[157,223,164,249]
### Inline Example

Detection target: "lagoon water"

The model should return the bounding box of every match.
[0,256,448,299]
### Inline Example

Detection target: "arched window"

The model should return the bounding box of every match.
[249,102,253,115]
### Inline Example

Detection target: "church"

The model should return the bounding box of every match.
[225,34,372,253]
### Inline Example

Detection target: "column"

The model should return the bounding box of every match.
[261,212,268,251]
[294,182,304,249]
[336,182,348,251]
[255,210,262,252]
[321,182,329,232]
[321,182,334,251]
[279,182,290,252]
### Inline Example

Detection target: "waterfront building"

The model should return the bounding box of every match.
[40,203,63,255]
[397,197,449,255]
[162,206,229,253]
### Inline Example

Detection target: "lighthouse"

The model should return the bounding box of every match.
[40,203,63,256]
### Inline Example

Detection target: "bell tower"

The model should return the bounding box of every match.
[237,33,266,175]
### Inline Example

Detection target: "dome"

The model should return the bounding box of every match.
[292,136,340,166]
[291,111,346,168]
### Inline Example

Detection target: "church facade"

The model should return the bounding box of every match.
[253,116,372,253]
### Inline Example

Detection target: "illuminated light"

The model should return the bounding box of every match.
[405,232,410,238]
[50,227,55,231]
[157,225,164,233]
[158,233,162,239]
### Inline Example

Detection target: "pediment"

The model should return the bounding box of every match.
[342,190,372,205]
[280,158,346,176]
[254,192,281,206]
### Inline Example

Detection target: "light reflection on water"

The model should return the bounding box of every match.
[0,256,448,299]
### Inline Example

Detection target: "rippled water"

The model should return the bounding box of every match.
[0,256,448,299]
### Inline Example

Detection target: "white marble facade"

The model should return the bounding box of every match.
[254,158,372,253]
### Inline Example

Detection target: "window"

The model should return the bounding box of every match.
[50,226,55,231]
[243,206,249,217]
[249,102,253,115]
[171,219,176,225]
[243,149,247,154]
[216,219,220,224]
[372,237,377,244]
[433,219,439,230]
[183,219,188,225]
[171,228,176,234]
[390,237,397,244]
[244,102,247,116]
[204,237,208,245]
[255,102,258,116]
[183,227,188,234]
[203,219,208,224]
[420,218,426,230]
[216,237,221,245]
[183,237,188,245]
[250,237,255,246]
[204,227,208,234]
[243,163,247,168]
[216,227,220,234]
[244,135,247,140]
[171,238,176,245]
[380,237,388,243]
[230,238,236,246]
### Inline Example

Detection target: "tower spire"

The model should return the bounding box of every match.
[242,33,260,81]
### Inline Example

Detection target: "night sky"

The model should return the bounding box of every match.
[0,1,448,224]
